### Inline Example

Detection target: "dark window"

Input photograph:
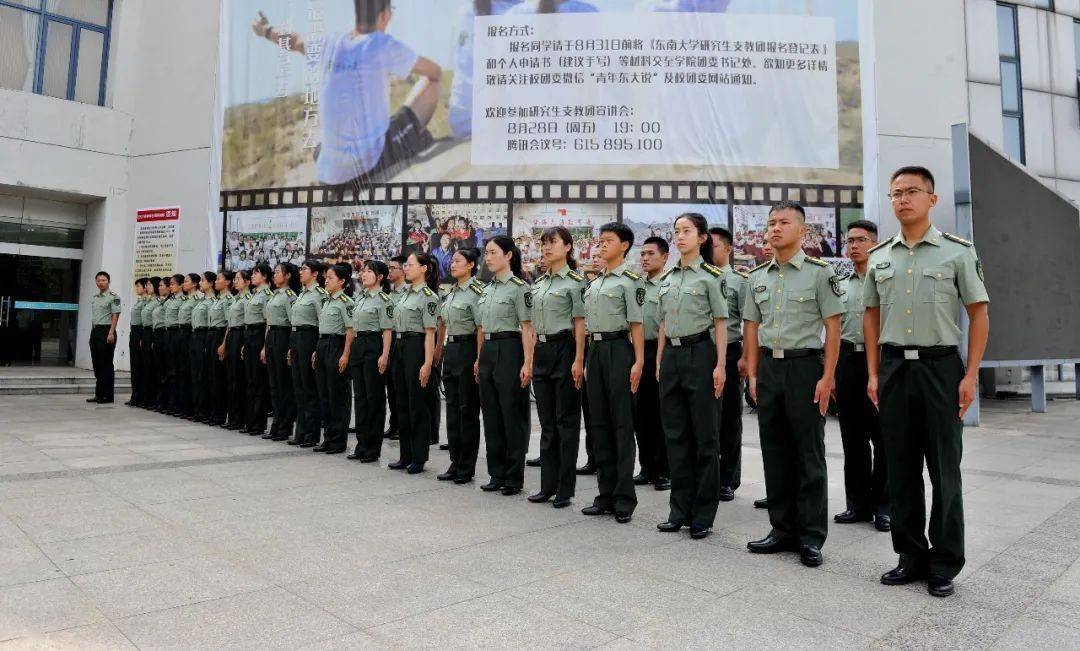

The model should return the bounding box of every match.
[997,3,1025,164]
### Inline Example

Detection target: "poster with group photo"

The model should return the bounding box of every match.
[511,203,617,278]
[309,205,403,268]
[403,203,508,279]
[224,208,308,271]
[733,204,837,268]
[623,202,728,271]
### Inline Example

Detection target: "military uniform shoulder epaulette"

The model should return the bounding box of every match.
[867,237,893,255]
[263,287,273,295]
[806,257,829,267]
[701,262,723,277]
[733,269,749,279]
[108,290,118,297]
[658,268,675,282]
[316,286,329,295]
[468,282,484,296]
[509,276,526,286]
[566,270,584,282]
[421,286,435,297]
[622,269,641,281]
[285,289,296,297]
[942,232,973,247]
[336,294,350,302]
[378,291,391,302]
[749,261,770,274]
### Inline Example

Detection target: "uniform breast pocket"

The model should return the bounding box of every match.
[752,288,771,314]
[494,296,516,318]
[602,290,623,311]
[785,288,818,323]
[922,266,956,303]
[874,269,896,305]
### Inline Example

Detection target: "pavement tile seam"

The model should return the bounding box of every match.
[0,450,307,484]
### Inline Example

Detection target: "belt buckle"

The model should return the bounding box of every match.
[592,333,602,341]
[395,332,402,340]
[854,343,865,352]
[903,349,919,360]
[484,333,492,341]
[670,337,682,347]
[771,349,785,359]
[292,327,297,332]
[538,334,547,343]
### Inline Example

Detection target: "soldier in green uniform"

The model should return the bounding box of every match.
[654,214,728,539]
[314,263,355,454]
[834,220,890,532]
[865,166,990,598]
[390,253,441,473]
[347,260,394,462]
[633,236,670,492]
[528,227,586,508]
[581,222,645,524]
[263,263,300,441]
[383,256,408,441]
[141,278,163,409]
[289,261,328,447]
[88,271,121,404]
[709,227,749,502]
[126,278,147,407]
[223,271,250,430]
[190,273,214,422]
[175,274,199,419]
[206,272,232,427]
[243,264,273,436]
[435,248,484,484]
[150,277,171,411]
[744,201,844,568]
[162,275,184,415]
[475,236,535,495]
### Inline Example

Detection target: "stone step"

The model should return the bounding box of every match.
[0,382,131,395]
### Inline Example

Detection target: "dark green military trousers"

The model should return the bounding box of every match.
[349,332,386,458]
[586,336,637,514]
[717,341,744,490]
[533,336,581,499]
[836,344,888,515]
[443,337,480,478]
[478,336,529,488]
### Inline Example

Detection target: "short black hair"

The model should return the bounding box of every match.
[708,227,733,247]
[598,222,634,251]
[847,219,878,236]
[890,165,935,191]
[135,276,148,285]
[95,271,110,282]
[389,255,407,265]
[768,200,806,221]
[642,236,669,255]
[354,0,391,27]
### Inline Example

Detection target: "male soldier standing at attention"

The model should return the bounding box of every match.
[88,271,122,404]
[709,227,748,502]
[633,236,670,491]
[866,166,989,598]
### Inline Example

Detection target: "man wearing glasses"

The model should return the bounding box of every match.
[834,220,890,533]
[864,166,990,598]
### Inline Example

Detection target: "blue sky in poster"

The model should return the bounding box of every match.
[225,0,860,106]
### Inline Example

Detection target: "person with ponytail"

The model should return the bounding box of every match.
[206,271,232,427]
[243,263,273,436]
[173,273,199,419]
[148,277,169,410]
[475,235,535,496]
[126,278,147,407]
[161,274,185,415]
[346,260,394,462]
[388,252,440,474]
[527,227,586,508]
[189,272,215,422]
[223,271,251,430]
[288,260,329,447]
[262,263,301,441]
[138,278,160,408]
[653,212,728,540]
[313,263,354,454]
[434,247,484,484]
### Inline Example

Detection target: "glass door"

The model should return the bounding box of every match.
[0,253,81,366]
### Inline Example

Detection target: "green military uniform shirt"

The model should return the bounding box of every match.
[394,284,440,333]
[743,249,845,350]
[840,270,868,345]
[530,265,585,336]
[391,283,409,308]
[177,294,195,326]
[228,291,248,328]
[718,265,748,344]
[90,290,121,326]
[352,288,394,332]
[863,226,989,347]
[440,279,484,336]
[641,274,664,341]
[656,256,728,338]
[163,294,181,327]
[318,289,353,335]
[191,295,211,328]
[245,286,272,325]
[265,287,296,326]
[476,270,531,333]
[584,262,644,334]
[142,297,159,328]
[208,294,230,328]
[130,296,144,327]
[290,284,328,328]
[150,298,167,329]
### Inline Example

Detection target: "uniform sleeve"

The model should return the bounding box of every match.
[111,295,122,315]
[379,299,393,330]
[742,278,762,323]
[734,275,747,319]
[863,267,881,308]
[422,295,439,329]
[625,276,644,324]
[515,283,532,323]
[383,35,420,78]
[707,275,728,319]
[816,269,845,319]
[957,246,990,305]
[569,278,585,319]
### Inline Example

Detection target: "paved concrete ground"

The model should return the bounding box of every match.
[1,392,1078,649]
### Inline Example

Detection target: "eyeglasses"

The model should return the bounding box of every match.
[845,236,873,245]
[887,188,932,202]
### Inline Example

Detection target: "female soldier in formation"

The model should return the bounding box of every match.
[436,248,483,485]
[189,272,214,422]
[390,252,440,474]
[288,261,327,447]
[244,264,273,436]
[347,260,393,462]
[263,263,299,441]
[206,271,232,427]
[223,271,250,430]
[475,236,535,496]
[127,278,147,407]
[175,274,198,419]
[149,278,169,410]
[314,263,354,454]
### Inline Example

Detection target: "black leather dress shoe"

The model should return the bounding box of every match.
[437,469,457,481]
[874,514,892,532]
[225,423,242,431]
[124,400,135,406]
[500,486,521,496]
[86,397,100,403]
[480,480,503,492]
[690,524,710,540]
[313,445,329,452]
[834,509,873,524]
[248,430,263,437]
[453,475,473,484]
[615,512,632,524]
[387,460,408,470]
[552,496,572,508]
[270,435,289,442]
[928,575,954,597]
[581,505,611,516]
[386,433,399,441]
[298,442,316,448]
[880,565,925,586]
[98,399,114,404]
[653,477,670,491]
[746,535,797,554]
[527,492,551,503]
[346,452,363,460]
[324,447,346,455]
[359,456,379,463]
[383,428,396,439]
[260,432,276,439]
[657,521,683,533]
[526,456,541,467]
[800,545,823,567]
[633,472,651,485]
[753,498,769,509]
[718,486,735,502]
[439,443,450,451]
[287,440,301,446]
[575,462,596,475]
[406,463,424,474]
